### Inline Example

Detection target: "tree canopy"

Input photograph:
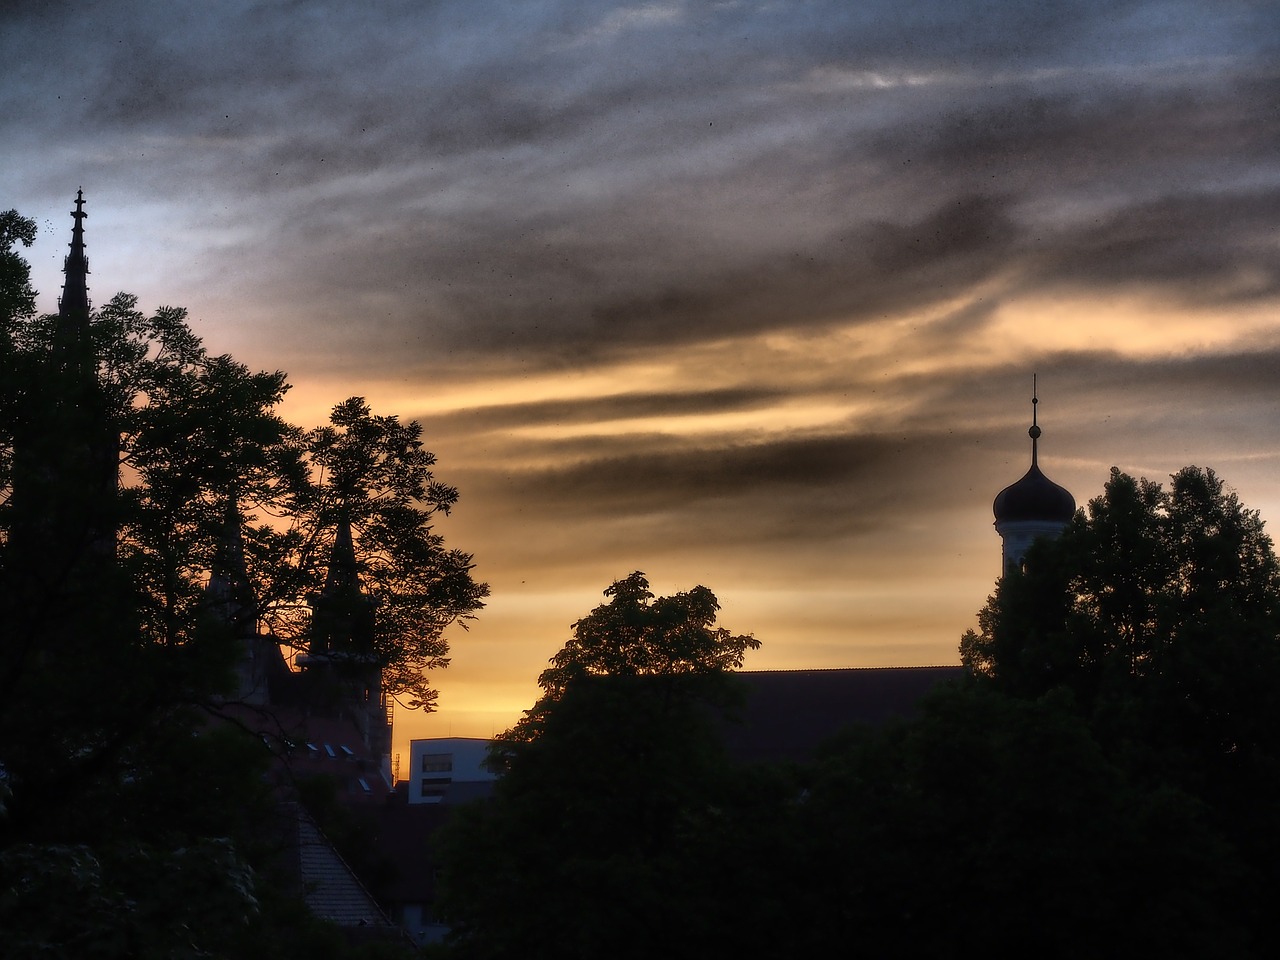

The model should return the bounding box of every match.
[250,395,487,710]
[961,465,1280,762]
[435,473,1280,958]
[0,207,479,957]
[493,570,759,757]
[0,219,486,708]
[436,573,761,959]
[957,464,1280,953]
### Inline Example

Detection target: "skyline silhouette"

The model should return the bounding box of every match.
[4,0,1278,752]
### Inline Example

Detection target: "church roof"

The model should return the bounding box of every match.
[722,665,965,764]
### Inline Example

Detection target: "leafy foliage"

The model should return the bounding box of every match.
[790,684,1243,959]
[433,470,1280,958]
[959,464,1280,954]
[961,466,1280,762]
[0,210,36,329]
[436,573,760,959]
[491,571,757,761]
[0,839,258,960]
[0,209,473,957]
[0,210,37,511]
[1,270,484,705]
[253,397,486,710]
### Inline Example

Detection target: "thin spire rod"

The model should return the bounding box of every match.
[1029,373,1041,467]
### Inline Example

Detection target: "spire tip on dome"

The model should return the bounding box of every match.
[993,374,1075,530]
[1028,374,1041,462]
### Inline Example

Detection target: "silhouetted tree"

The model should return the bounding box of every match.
[252,396,487,710]
[435,572,762,960]
[0,209,37,534]
[0,210,461,957]
[960,465,1280,953]
[962,465,1280,768]
[791,684,1243,959]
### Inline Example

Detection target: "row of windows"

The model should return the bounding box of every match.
[307,742,356,759]
[421,753,453,773]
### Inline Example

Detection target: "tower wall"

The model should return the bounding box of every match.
[995,518,1071,574]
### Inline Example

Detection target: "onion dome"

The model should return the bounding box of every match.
[993,459,1075,525]
[993,384,1075,526]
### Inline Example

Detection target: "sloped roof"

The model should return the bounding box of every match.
[293,806,395,928]
[723,665,965,764]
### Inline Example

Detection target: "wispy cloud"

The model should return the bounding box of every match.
[4,0,1279,737]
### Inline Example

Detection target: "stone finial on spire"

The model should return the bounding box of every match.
[53,188,95,382]
[59,188,91,318]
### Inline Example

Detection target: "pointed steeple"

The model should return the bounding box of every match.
[9,190,118,564]
[207,499,258,637]
[53,188,94,381]
[992,377,1075,573]
[60,188,91,315]
[300,516,392,780]
[309,516,377,658]
[206,498,280,704]
[324,516,361,598]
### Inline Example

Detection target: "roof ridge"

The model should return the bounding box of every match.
[737,664,962,675]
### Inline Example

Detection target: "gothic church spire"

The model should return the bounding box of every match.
[53,188,94,382]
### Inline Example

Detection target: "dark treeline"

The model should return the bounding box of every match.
[431,470,1280,959]
[1,206,481,957]
[8,203,1280,957]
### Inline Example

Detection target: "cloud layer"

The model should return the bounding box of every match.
[4,0,1279,741]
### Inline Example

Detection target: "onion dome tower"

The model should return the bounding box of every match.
[993,377,1075,574]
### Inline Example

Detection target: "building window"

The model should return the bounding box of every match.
[421,753,453,774]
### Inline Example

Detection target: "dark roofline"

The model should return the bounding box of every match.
[724,664,966,764]
[738,664,962,675]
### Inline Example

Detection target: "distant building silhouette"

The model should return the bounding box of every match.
[23,195,1084,946]
[992,378,1075,574]
[405,737,497,805]
[7,189,118,599]
[293,515,393,784]
[17,193,399,937]
[723,665,965,764]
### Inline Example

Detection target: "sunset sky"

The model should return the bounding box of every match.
[4,0,1279,758]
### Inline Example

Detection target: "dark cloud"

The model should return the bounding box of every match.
[7,0,1280,728]
[448,344,1280,507]
[448,427,997,581]
[8,0,1274,377]
[425,387,787,434]
[1035,187,1280,303]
